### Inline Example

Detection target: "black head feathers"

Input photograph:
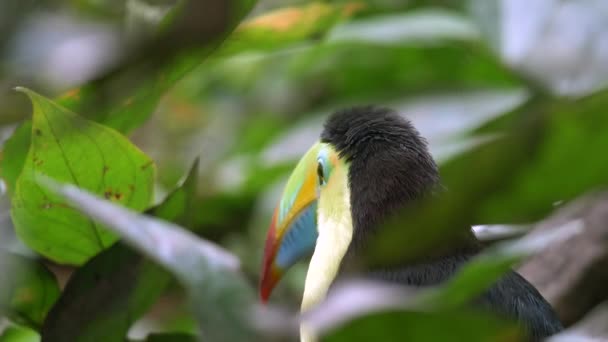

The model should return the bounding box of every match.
[320,106,441,247]
[320,106,440,198]
[321,106,429,162]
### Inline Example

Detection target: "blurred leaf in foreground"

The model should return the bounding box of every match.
[327,8,479,44]
[10,88,155,265]
[323,310,521,342]
[40,178,258,341]
[41,244,170,342]
[478,89,608,222]
[218,2,363,57]
[41,160,199,342]
[0,252,60,330]
[303,218,579,341]
[425,219,582,310]
[0,325,39,342]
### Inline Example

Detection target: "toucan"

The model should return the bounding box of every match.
[260,107,563,341]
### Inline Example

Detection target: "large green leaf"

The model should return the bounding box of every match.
[323,310,521,342]
[41,161,199,342]
[10,89,155,265]
[0,252,60,330]
[41,178,258,341]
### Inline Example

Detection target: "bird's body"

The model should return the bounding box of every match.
[260,107,563,341]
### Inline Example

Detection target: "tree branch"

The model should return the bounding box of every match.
[518,192,608,326]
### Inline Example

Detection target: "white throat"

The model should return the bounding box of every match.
[300,165,352,342]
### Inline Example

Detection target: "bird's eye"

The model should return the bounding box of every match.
[317,160,326,186]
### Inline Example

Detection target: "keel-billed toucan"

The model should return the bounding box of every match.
[260,107,562,341]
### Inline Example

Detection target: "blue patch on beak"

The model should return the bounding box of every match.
[275,202,318,269]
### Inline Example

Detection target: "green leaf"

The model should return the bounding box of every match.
[298,42,517,102]
[478,90,608,222]
[0,122,32,196]
[425,219,581,310]
[217,2,361,57]
[41,160,199,342]
[323,310,522,342]
[40,178,259,341]
[328,9,479,44]
[41,244,170,342]
[0,325,40,342]
[10,88,155,265]
[0,252,60,330]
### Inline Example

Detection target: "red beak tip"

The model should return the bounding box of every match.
[259,270,277,304]
[260,294,269,304]
[260,208,279,305]
[260,277,273,304]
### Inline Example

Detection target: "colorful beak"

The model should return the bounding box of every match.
[260,143,322,302]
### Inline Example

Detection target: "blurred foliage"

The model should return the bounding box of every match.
[0,324,40,342]
[41,161,199,341]
[1,0,608,341]
[0,253,59,330]
[40,176,256,341]
[324,310,522,341]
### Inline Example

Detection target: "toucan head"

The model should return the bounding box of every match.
[260,107,440,308]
